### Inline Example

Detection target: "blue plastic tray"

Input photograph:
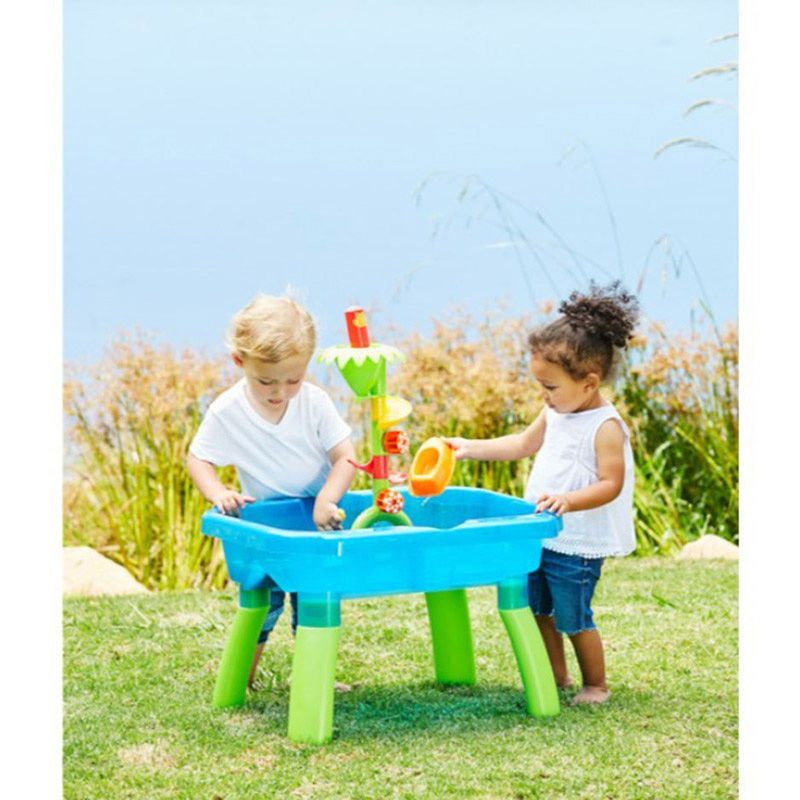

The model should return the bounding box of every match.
[202,487,562,598]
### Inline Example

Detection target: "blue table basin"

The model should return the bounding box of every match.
[201,486,562,598]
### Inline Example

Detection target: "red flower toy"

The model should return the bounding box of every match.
[383,429,410,455]
[376,489,404,514]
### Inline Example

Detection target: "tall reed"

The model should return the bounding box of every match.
[622,320,738,550]
[63,312,738,589]
[63,333,234,590]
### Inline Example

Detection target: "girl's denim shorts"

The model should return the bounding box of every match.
[528,547,604,635]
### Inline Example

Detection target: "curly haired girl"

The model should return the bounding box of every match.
[445,281,640,705]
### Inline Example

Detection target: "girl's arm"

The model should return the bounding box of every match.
[445,408,547,462]
[536,419,626,515]
[313,438,358,530]
[186,452,255,514]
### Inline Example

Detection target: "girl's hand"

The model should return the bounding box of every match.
[442,437,471,460]
[536,493,572,516]
[313,498,345,531]
[213,489,256,516]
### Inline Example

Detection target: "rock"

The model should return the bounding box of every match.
[677,534,739,561]
[63,546,150,596]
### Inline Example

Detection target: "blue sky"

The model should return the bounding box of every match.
[64,0,737,362]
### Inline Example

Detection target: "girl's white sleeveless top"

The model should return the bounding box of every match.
[524,403,636,558]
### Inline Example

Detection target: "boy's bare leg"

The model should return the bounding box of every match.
[568,628,610,704]
[248,643,265,689]
[534,614,573,688]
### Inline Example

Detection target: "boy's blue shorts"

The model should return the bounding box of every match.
[257,588,298,645]
[527,547,604,635]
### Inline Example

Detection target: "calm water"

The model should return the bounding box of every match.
[65,0,737,363]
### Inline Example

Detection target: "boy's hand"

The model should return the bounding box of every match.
[442,437,471,460]
[536,493,572,516]
[313,498,345,531]
[212,489,256,516]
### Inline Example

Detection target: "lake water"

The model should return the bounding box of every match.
[65,0,738,363]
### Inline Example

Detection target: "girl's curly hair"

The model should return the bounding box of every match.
[527,281,640,380]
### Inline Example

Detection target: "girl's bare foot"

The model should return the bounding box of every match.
[557,677,575,690]
[571,685,611,705]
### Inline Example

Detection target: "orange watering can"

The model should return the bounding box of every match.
[408,437,455,497]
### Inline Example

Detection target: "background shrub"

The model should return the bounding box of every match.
[63,313,738,589]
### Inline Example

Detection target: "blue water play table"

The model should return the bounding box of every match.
[202,486,563,743]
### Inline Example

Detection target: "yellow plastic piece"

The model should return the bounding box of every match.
[409,437,455,497]
[372,395,412,430]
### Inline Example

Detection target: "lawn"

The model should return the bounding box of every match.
[63,558,737,799]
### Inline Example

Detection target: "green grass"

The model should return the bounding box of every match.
[64,559,737,799]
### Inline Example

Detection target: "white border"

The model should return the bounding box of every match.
[0,0,63,792]
[740,1,799,796]
[5,0,792,794]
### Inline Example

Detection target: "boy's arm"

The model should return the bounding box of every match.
[313,438,357,530]
[445,408,547,461]
[186,452,255,514]
[536,419,626,515]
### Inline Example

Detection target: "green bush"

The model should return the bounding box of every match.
[621,321,738,551]
[63,333,235,590]
[63,313,738,589]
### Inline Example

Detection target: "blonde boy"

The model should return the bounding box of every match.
[187,295,356,687]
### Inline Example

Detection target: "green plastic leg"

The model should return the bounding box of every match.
[425,589,476,685]
[212,592,270,708]
[499,606,560,717]
[287,625,341,744]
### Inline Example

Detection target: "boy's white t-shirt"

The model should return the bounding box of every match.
[189,379,352,500]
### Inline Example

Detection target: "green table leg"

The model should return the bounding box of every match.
[287,594,341,744]
[425,589,476,685]
[213,587,271,709]
[498,577,559,718]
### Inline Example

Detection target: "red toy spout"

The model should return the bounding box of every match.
[347,455,388,480]
[345,306,370,348]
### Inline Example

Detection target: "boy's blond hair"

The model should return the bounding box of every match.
[226,294,317,363]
